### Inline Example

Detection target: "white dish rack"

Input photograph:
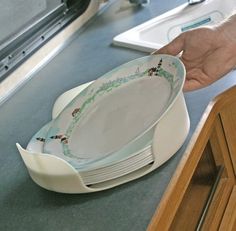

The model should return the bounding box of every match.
[17,55,190,193]
[17,80,189,193]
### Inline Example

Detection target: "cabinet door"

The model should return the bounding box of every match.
[219,186,236,231]
[169,116,235,230]
[200,116,235,230]
[148,86,236,231]
[220,101,236,173]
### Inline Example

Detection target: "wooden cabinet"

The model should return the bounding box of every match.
[148,86,236,231]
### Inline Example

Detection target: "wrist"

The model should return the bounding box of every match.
[214,14,236,69]
[215,13,236,44]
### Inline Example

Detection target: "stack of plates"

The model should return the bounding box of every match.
[27,121,153,185]
[26,55,185,185]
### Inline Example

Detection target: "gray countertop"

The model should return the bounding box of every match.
[1,0,236,230]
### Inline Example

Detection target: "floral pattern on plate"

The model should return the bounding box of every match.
[43,55,185,165]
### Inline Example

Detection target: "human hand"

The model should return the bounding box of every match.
[153,20,236,91]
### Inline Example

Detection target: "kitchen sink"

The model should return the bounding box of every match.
[113,0,236,52]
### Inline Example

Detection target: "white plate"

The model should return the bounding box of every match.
[80,145,152,176]
[27,121,52,153]
[26,120,153,175]
[43,55,185,165]
[81,155,154,185]
[27,118,152,167]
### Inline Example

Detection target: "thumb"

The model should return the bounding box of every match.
[152,33,186,56]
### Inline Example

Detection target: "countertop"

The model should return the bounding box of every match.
[1,0,236,230]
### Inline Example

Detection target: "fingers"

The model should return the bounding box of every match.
[183,79,202,92]
[183,69,209,92]
[152,33,186,56]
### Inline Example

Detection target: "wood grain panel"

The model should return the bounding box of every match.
[220,102,236,174]
[148,85,236,231]
[219,186,236,231]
